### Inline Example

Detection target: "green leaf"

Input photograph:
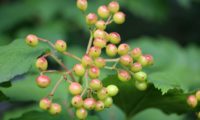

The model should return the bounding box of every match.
[0,91,8,102]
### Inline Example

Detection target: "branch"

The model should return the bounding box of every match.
[63,51,81,62]
[86,30,94,54]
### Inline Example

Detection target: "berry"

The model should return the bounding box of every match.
[86,13,98,25]
[97,87,108,100]
[76,0,88,11]
[88,46,101,58]
[55,40,67,52]
[81,54,93,67]
[130,48,142,59]
[138,55,148,67]
[69,82,83,95]
[109,32,121,44]
[118,70,131,82]
[108,1,120,13]
[97,5,110,19]
[49,103,62,115]
[103,97,113,108]
[95,101,104,111]
[25,34,38,47]
[94,29,106,39]
[83,98,96,110]
[106,85,119,97]
[106,44,118,57]
[95,20,106,30]
[144,54,154,66]
[39,98,52,110]
[36,57,48,71]
[130,62,142,73]
[71,95,83,108]
[134,71,147,82]
[89,79,103,90]
[187,95,198,108]
[93,38,107,48]
[73,64,86,76]
[113,12,125,24]
[88,66,100,78]
[118,43,130,56]
[119,55,133,66]
[135,81,147,91]
[196,90,200,101]
[76,108,88,119]
[36,75,51,88]
[197,112,200,119]
[94,57,106,68]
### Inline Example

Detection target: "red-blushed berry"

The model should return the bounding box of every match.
[130,62,142,73]
[134,71,147,82]
[113,12,125,24]
[118,70,131,82]
[69,82,83,95]
[130,48,142,59]
[88,66,100,78]
[108,1,120,13]
[144,54,154,66]
[39,98,52,110]
[71,95,83,108]
[135,81,147,91]
[36,57,48,71]
[94,57,106,68]
[106,44,118,57]
[103,97,113,108]
[76,0,88,11]
[83,98,96,110]
[25,34,38,47]
[81,54,93,67]
[93,38,107,48]
[55,40,67,52]
[187,95,198,108]
[106,85,119,97]
[95,101,104,111]
[109,32,121,44]
[73,64,86,76]
[95,20,106,30]
[88,46,102,58]
[97,87,109,100]
[76,107,88,119]
[97,5,110,19]
[196,90,200,101]
[118,43,130,56]
[49,103,62,115]
[36,75,51,88]
[89,79,103,90]
[86,13,98,25]
[94,29,107,39]
[138,55,148,67]
[119,54,133,66]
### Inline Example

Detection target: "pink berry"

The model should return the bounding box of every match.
[113,11,125,24]
[89,79,103,90]
[36,57,48,71]
[86,13,98,25]
[36,75,50,88]
[119,54,133,66]
[109,32,121,44]
[81,54,93,67]
[130,62,142,73]
[130,48,142,59]
[187,95,198,108]
[94,57,106,68]
[138,55,148,67]
[108,1,120,13]
[106,44,118,57]
[76,0,88,11]
[69,82,83,95]
[71,95,83,108]
[118,43,130,56]
[144,54,154,66]
[88,46,101,58]
[118,70,131,82]
[95,101,104,111]
[94,29,107,39]
[83,98,96,110]
[95,20,106,30]
[39,98,52,110]
[73,64,86,76]
[49,103,62,115]
[55,40,67,52]
[25,34,38,47]
[93,38,107,48]
[97,5,110,19]
[88,66,100,78]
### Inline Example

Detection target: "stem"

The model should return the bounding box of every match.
[81,70,89,97]
[38,37,55,49]
[40,70,62,75]
[49,76,64,97]
[105,58,120,62]
[105,15,113,25]
[86,30,94,54]
[63,51,81,62]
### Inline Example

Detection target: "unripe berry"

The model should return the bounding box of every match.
[196,90,200,101]
[95,20,106,30]
[81,54,93,67]
[94,29,106,39]
[109,32,121,44]
[144,54,154,66]
[130,48,142,59]
[93,38,107,48]
[130,62,142,73]
[49,103,62,115]
[83,98,96,110]
[25,34,38,47]
[55,40,67,52]
[119,55,133,66]
[197,112,200,119]
[135,81,147,91]
[76,0,88,11]
[95,101,104,111]
[88,46,101,58]
[103,97,113,108]
[113,12,125,24]
[118,43,130,56]
[86,13,98,25]
[118,70,131,82]
[69,82,83,95]
[134,71,147,82]
[36,75,51,88]
[138,55,148,67]
[187,95,198,108]
[71,95,83,108]
[88,66,100,79]
[39,98,51,110]
[73,64,85,76]
[108,1,120,13]
[76,108,88,120]
[89,79,103,90]
[106,44,118,57]
[94,57,106,68]
[97,87,108,100]
[36,57,48,71]
[106,85,119,97]
[97,5,110,19]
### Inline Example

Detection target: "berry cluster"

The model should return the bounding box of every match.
[187,90,200,118]
[25,0,154,119]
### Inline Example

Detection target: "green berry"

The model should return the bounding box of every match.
[103,97,113,108]
[36,75,51,88]
[97,5,110,19]
[108,1,120,13]
[94,29,106,39]
[89,79,103,91]
[69,82,83,95]
[86,13,98,25]
[130,48,142,59]
[49,103,62,115]
[135,81,147,91]
[94,57,106,68]
[118,70,131,82]
[39,98,51,110]
[144,54,154,66]
[25,34,38,47]
[83,98,96,110]
[93,38,107,48]
[187,95,198,108]
[113,12,125,24]
[88,66,100,79]
[130,62,142,73]
[134,71,147,82]
[77,0,88,11]
[55,40,67,52]
[76,108,88,119]
[97,87,108,100]
[73,64,86,76]
[95,101,104,111]
[81,54,93,67]
[95,20,106,30]
[109,32,121,44]
[196,90,200,101]
[71,95,83,108]
[36,57,48,71]
[106,85,119,97]
[119,55,133,66]
[88,46,101,58]
[106,44,118,57]
[138,55,148,67]
[118,43,130,56]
